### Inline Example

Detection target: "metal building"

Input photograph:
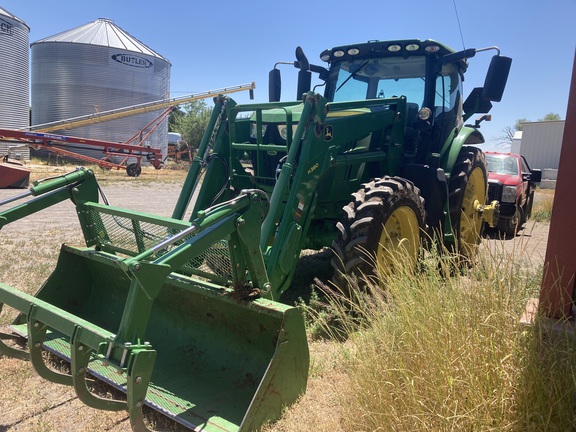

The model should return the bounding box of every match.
[517,121,565,171]
[511,120,565,188]
[0,6,31,161]
[31,18,171,161]
[0,6,29,130]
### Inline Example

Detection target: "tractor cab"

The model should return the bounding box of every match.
[321,40,465,147]
[269,39,511,164]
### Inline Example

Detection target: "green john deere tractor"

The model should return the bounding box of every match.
[0,39,510,431]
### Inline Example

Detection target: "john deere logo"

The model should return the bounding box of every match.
[0,18,13,36]
[324,125,334,142]
[111,53,153,68]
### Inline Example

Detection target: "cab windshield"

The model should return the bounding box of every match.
[330,56,426,105]
[485,154,519,176]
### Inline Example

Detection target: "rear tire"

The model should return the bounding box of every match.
[331,176,425,290]
[448,146,488,260]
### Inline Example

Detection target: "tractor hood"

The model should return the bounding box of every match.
[251,105,304,124]
[250,103,372,124]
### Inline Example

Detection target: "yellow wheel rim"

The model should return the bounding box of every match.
[459,166,486,257]
[377,206,420,271]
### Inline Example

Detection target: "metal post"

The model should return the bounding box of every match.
[539,50,576,319]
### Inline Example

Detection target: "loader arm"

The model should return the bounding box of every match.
[260,94,408,295]
[177,93,408,298]
[0,168,99,230]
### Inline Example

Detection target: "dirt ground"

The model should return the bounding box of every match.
[0,172,552,431]
[0,182,183,233]
[482,220,550,269]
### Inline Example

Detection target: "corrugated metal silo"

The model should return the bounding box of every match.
[0,7,29,129]
[31,18,171,161]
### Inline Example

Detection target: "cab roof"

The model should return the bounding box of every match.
[319,39,465,68]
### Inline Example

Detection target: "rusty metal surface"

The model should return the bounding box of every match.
[539,52,576,319]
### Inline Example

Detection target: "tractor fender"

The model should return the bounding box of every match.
[440,126,485,175]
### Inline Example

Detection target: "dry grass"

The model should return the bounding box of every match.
[338,252,534,431]
[532,190,554,222]
[271,235,576,432]
[25,158,189,185]
[261,341,350,432]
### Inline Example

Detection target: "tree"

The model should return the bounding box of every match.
[538,112,561,122]
[498,125,516,145]
[497,118,527,146]
[514,118,529,132]
[171,100,211,151]
[498,113,563,146]
[168,107,185,132]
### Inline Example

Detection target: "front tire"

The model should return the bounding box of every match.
[331,177,425,289]
[498,206,523,236]
[522,192,534,224]
[448,146,488,260]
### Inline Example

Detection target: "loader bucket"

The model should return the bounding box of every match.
[2,244,309,431]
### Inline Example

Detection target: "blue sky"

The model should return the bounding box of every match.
[2,0,574,149]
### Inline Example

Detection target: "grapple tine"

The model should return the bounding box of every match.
[0,303,29,360]
[0,332,29,360]
[127,349,158,432]
[71,328,126,412]
[28,309,73,386]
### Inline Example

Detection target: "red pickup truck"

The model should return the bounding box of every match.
[485,152,541,235]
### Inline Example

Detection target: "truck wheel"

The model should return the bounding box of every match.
[448,146,488,260]
[522,192,534,224]
[331,177,425,289]
[498,207,522,236]
[517,205,525,231]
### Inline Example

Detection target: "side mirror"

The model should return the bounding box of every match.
[463,87,493,115]
[269,68,281,102]
[530,169,542,183]
[482,55,512,102]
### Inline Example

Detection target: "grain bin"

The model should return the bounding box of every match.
[31,18,171,161]
[0,7,30,160]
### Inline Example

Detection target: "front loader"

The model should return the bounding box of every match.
[0,39,510,431]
